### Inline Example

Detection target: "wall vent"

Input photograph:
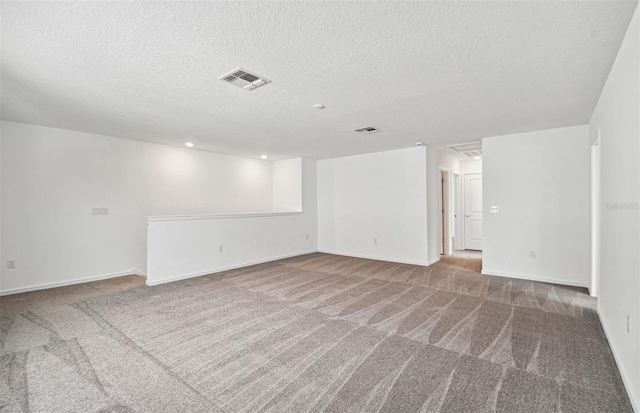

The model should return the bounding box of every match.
[219,68,271,91]
[354,127,380,134]
[447,142,482,159]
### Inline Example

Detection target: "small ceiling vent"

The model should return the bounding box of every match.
[447,142,482,159]
[354,127,380,134]
[219,68,271,91]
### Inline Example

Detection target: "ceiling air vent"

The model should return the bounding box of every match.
[354,127,380,134]
[219,68,271,91]
[447,142,482,159]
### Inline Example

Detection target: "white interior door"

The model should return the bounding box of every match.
[464,173,483,250]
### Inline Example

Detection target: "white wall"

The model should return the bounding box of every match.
[317,146,464,266]
[589,5,639,410]
[146,159,317,284]
[482,125,591,288]
[438,150,461,174]
[318,147,429,266]
[0,126,2,287]
[459,158,483,175]
[0,121,275,294]
[273,158,302,211]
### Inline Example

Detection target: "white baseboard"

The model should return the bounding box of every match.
[146,250,318,286]
[427,257,441,266]
[480,269,590,289]
[131,268,147,278]
[598,310,638,412]
[318,249,429,267]
[0,269,145,296]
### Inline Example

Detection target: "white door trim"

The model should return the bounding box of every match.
[452,172,461,251]
[590,132,600,297]
[439,168,453,255]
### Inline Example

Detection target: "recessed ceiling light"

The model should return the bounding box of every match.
[313,104,325,109]
[261,155,267,159]
[185,142,194,147]
[474,156,481,160]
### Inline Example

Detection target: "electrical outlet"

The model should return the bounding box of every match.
[627,314,630,334]
[373,238,378,244]
[7,259,16,269]
[490,206,499,214]
[529,250,536,259]
[91,207,109,215]
[218,244,224,252]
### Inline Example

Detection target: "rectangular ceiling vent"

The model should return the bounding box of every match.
[447,142,482,159]
[219,68,271,91]
[354,127,380,134]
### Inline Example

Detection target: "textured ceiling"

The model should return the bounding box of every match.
[1,1,637,160]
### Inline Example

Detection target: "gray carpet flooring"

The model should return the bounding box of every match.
[0,252,633,412]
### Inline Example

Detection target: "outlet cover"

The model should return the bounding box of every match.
[7,259,16,269]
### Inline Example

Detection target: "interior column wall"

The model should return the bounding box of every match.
[482,125,591,287]
[589,5,640,409]
[318,147,429,266]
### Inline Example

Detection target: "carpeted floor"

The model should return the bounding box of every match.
[0,252,633,412]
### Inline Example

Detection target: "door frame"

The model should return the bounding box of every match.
[590,132,601,297]
[439,168,453,255]
[452,172,461,250]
